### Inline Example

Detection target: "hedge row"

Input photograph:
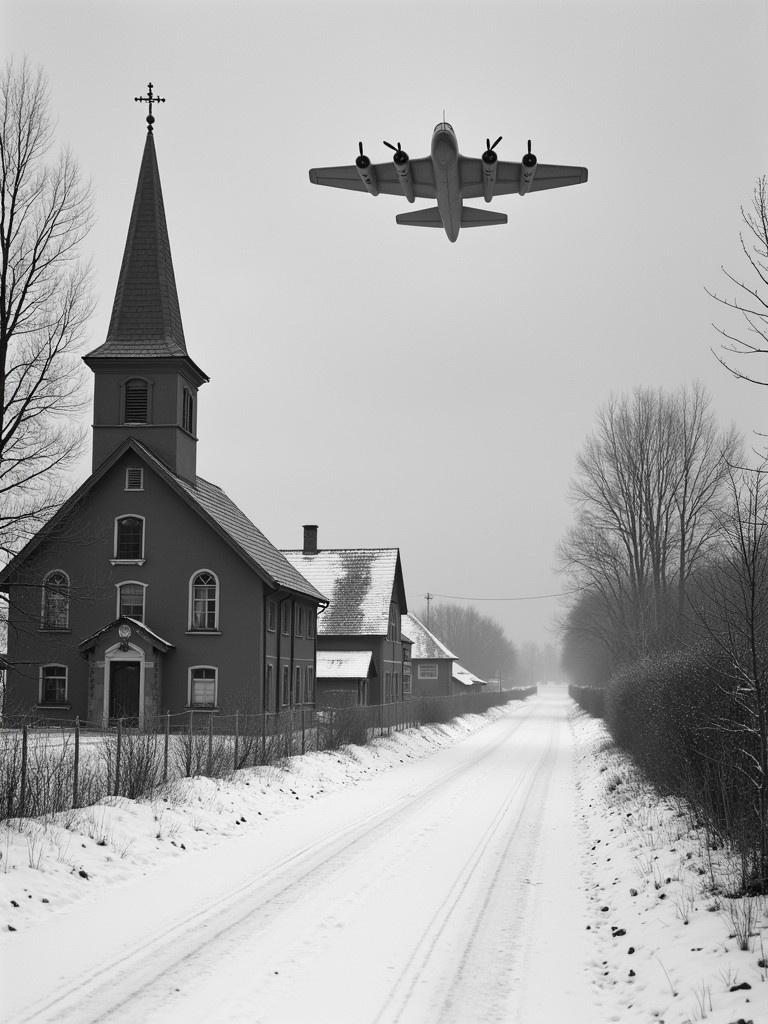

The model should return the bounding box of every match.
[568,684,605,718]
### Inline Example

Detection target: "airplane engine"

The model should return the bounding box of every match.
[481,136,502,203]
[520,140,537,195]
[384,141,415,203]
[355,143,379,195]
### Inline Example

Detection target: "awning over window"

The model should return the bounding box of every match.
[316,650,374,679]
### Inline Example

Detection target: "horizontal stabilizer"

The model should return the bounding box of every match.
[460,206,508,227]
[395,206,443,228]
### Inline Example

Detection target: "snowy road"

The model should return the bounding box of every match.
[5,692,601,1023]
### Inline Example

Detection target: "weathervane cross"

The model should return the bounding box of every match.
[134,82,165,132]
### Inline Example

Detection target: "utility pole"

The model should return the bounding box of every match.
[424,592,433,627]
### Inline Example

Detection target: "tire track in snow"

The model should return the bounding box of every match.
[373,714,557,1024]
[13,704,537,1024]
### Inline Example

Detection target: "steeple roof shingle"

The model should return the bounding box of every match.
[86,132,188,360]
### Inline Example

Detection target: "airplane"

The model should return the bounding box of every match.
[308,121,588,243]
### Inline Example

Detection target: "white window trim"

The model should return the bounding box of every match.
[112,514,146,564]
[115,580,147,622]
[188,665,219,709]
[418,662,439,680]
[39,663,68,705]
[187,569,220,632]
[40,570,70,630]
[102,643,146,728]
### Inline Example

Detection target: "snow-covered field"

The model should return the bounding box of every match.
[1,687,766,1022]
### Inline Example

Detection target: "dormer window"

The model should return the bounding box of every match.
[124,379,149,423]
[182,388,194,434]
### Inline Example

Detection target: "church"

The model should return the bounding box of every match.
[0,99,328,725]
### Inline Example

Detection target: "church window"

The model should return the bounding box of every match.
[114,516,145,561]
[124,379,149,423]
[117,581,146,621]
[182,388,194,433]
[41,570,70,630]
[125,467,144,491]
[40,664,67,704]
[190,571,219,631]
[189,666,217,708]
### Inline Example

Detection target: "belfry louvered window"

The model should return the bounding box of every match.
[124,379,149,423]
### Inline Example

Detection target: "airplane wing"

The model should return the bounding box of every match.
[459,158,588,199]
[309,157,436,199]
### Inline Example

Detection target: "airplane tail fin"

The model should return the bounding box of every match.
[460,206,508,227]
[396,206,443,228]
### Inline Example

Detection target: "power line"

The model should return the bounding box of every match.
[426,588,582,603]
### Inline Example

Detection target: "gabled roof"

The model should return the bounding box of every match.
[281,548,407,635]
[453,662,486,688]
[0,440,326,604]
[401,612,456,660]
[78,616,174,654]
[84,132,194,363]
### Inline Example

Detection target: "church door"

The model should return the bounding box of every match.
[109,661,140,722]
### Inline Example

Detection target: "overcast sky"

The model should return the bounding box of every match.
[5,0,768,648]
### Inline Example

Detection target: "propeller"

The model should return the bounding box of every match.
[523,139,537,167]
[355,141,370,169]
[383,140,409,164]
[482,136,502,163]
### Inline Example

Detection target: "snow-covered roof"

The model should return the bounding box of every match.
[281,548,405,636]
[401,613,456,660]
[452,662,486,688]
[316,650,374,679]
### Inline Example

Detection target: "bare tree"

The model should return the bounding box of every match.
[422,603,517,684]
[559,384,739,667]
[0,57,93,561]
[691,460,768,887]
[708,177,768,387]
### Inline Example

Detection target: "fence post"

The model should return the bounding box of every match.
[19,723,28,818]
[301,706,305,755]
[234,710,239,771]
[114,719,122,797]
[72,717,80,809]
[163,712,170,783]
[207,714,213,776]
[187,710,193,777]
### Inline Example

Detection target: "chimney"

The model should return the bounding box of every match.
[303,524,318,555]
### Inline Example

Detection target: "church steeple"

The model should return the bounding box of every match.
[85,90,208,482]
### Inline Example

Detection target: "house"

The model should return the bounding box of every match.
[0,119,325,725]
[282,526,408,707]
[451,662,487,694]
[400,612,456,698]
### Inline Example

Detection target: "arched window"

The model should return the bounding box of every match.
[42,571,70,630]
[189,666,217,708]
[189,571,219,630]
[182,388,194,434]
[124,379,149,423]
[117,581,146,622]
[114,516,145,561]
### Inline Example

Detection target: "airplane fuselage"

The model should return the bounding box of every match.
[431,122,462,242]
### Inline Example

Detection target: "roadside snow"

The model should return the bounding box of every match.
[573,707,768,1024]
[1,692,766,1024]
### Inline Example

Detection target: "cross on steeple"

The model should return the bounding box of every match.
[134,82,165,133]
